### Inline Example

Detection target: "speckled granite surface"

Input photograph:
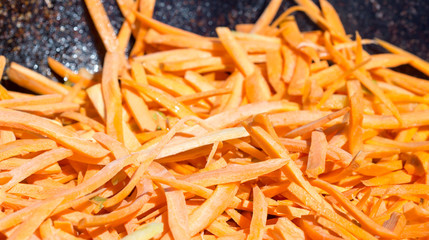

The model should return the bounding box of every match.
[0,0,428,85]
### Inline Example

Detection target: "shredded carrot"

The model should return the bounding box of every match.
[1,0,428,238]
[247,185,267,240]
[84,0,118,52]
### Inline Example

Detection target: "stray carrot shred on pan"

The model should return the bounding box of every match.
[1,0,429,239]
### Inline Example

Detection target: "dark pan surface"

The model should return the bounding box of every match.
[0,0,428,86]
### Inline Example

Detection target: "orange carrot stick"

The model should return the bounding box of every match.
[8,197,64,240]
[101,52,123,142]
[247,185,268,240]
[250,0,282,34]
[134,11,202,38]
[284,107,349,138]
[306,130,327,178]
[188,182,239,236]
[83,0,118,52]
[0,108,109,158]
[310,179,399,238]
[8,62,70,95]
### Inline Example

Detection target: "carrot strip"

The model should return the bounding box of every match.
[401,222,429,238]
[83,0,118,52]
[306,130,327,178]
[319,0,346,37]
[310,179,399,238]
[250,0,282,34]
[347,80,364,156]
[270,217,305,240]
[0,94,62,108]
[12,102,80,116]
[324,32,403,125]
[284,181,377,240]
[364,54,410,70]
[284,107,349,138]
[151,163,190,240]
[216,27,255,76]
[134,49,212,63]
[372,68,429,95]
[0,108,109,158]
[60,111,105,132]
[47,57,92,86]
[0,139,57,162]
[79,194,151,228]
[134,11,201,38]
[122,79,197,118]
[247,185,267,240]
[8,197,64,240]
[300,217,343,240]
[183,157,288,187]
[0,148,72,191]
[244,67,272,102]
[288,53,310,96]
[188,182,239,236]
[122,85,157,132]
[101,52,123,142]
[280,46,297,83]
[316,216,358,240]
[8,62,70,95]
[361,170,413,186]
[376,38,429,77]
[147,75,197,97]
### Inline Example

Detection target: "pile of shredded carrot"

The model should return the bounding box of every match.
[1,0,429,239]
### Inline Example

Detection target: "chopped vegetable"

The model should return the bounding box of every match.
[0,0,428,239]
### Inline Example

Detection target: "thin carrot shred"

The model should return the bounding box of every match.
[1,0,428,239]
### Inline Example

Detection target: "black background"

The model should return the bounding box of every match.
[1,0,428,85]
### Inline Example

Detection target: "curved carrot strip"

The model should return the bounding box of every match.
[310,179,399,239]
[0,108,109,158]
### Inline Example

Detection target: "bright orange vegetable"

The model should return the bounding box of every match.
[0,0,428,238]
